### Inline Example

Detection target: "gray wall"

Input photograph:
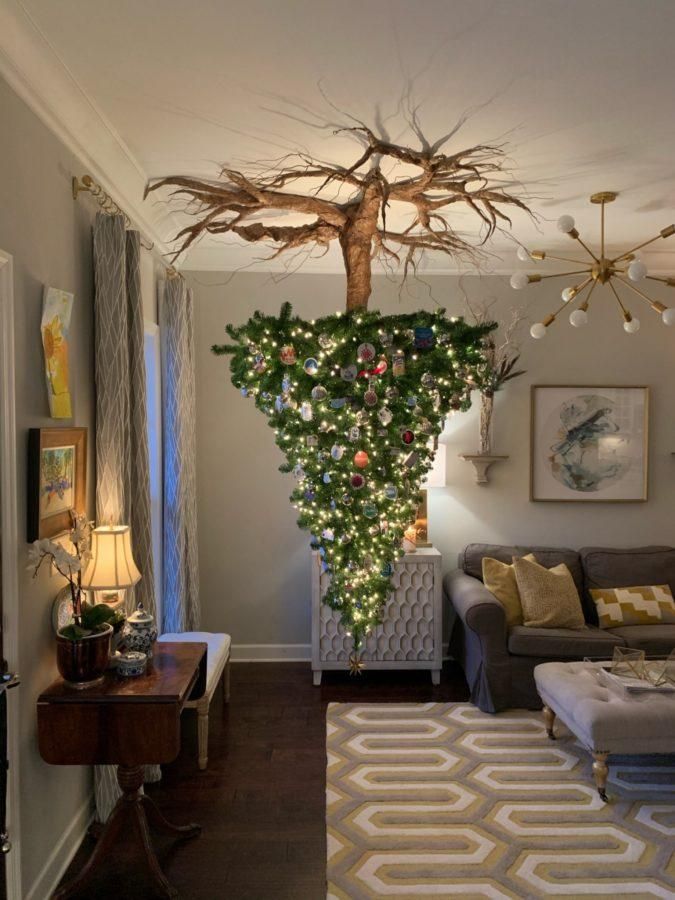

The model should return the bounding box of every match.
[0,75,96,895]
[189,270,675,649]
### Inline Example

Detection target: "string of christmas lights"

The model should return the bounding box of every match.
[214,303,493,658]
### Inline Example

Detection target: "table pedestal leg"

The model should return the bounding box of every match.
[53,764,200,900]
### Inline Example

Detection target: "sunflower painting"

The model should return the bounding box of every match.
[41,287,73,419]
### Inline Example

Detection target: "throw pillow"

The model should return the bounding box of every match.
[482,554,537,628]
[513,556,586,629]
[590,584,675,629]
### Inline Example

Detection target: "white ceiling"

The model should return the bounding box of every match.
[16,0,675,273]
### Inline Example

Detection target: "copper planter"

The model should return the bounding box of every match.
[56,623,113,688]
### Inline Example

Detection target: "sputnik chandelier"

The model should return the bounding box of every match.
[510,191,675,338]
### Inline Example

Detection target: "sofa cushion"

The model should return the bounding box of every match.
[460,544,583,593]
[605,624,675,655]
[509,625,625,658]
[591,584,675,628]
[514,557,586,629]
[482,554,537,628]
[580,546,675,624]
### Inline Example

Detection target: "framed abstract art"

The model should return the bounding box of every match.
[530,386,648,502]
[27,427,87,540]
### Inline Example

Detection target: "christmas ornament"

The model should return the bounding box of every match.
[355,410,369,426]
[379,332,393,347]
[385,386,399,401]
[362,502,378,519]
[340,364,357,381]
[350,473,365,490]
[306,435,318,447]
[341,493,353,506]
[252,354,267,373]
[348,426,360,442]
[401,429,415,445]
[311,385,327,401]
[354,450,369,469]
[364,388,378,407]
[348,652,365,676]
[421,372,436,388]
[303,357,319,376]
[330,397,346,409]
[318,333,333,349]
[378,407,393,426]
[384,484,398,500]
[331,444,345,461]
[392,351,406,377]
[280,345,297,365]
[300,401,313,421]
[414,327,435,349]
[357,342,376,362]
[322,472,332,484]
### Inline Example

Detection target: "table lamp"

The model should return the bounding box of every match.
[81,524,142,605]
[413,441,447,548]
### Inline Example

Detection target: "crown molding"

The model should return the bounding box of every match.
[0,0,175,259]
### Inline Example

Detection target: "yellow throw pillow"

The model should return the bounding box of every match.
[482,554,537,628]
[513,556,586,630]
[590,584,675,629]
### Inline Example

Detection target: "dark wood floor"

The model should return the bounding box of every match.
[58,661,469,900]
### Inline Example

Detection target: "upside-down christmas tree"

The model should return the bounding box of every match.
[148,112,530,668]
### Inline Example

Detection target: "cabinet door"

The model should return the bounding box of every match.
[316,555,438,663]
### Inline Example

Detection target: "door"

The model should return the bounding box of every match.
[0,251,21,900]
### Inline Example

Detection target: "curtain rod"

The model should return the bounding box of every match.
[72,174,157,252]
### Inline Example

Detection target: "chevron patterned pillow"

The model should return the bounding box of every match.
[590,584,675,629]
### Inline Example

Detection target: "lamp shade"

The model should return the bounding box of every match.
[81,525,142,591]
[421,442,447,489]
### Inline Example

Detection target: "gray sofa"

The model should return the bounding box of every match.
[444,544,675,712]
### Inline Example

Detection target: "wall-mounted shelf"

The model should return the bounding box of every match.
[459,454,509,484]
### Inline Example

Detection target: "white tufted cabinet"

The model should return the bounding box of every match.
[311,547,443,685]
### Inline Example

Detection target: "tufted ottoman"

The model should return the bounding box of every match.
[534,660,675,801]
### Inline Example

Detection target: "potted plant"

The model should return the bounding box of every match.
[28,513,122,688]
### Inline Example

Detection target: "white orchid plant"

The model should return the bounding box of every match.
[28,513,122,641]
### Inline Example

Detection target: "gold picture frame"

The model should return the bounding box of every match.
[530,385,648,503]
[27,427,87,541]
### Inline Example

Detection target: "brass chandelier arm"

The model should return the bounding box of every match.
[614,276,667,314]
[568,232,599,263]
[533,269,592,281]
[613,225,675,263]
[541,276,594,328]
[607,279,631,320]
[601,201,606,259]
[578,277,598,311]
[530,251,589,265]
[646,275,675,287]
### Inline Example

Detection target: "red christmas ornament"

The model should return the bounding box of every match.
[354,450,369,469]
[401,430,415,445]
[350,473,366,490]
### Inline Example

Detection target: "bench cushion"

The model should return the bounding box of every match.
[159,632,231,694]
[534,660,675,755]
[509,625,624,658]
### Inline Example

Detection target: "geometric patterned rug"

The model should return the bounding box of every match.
[326,703,675,899]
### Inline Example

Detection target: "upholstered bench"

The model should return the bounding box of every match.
[158,632,231,770]
[534,660,675,801]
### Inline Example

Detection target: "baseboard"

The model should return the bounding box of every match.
[230,643,311,662]
[25,794,93,900]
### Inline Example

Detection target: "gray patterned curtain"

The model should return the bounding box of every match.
[92,213,158,821]
[161,276,200,632]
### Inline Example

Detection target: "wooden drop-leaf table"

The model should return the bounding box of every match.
[37,641,207,900]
